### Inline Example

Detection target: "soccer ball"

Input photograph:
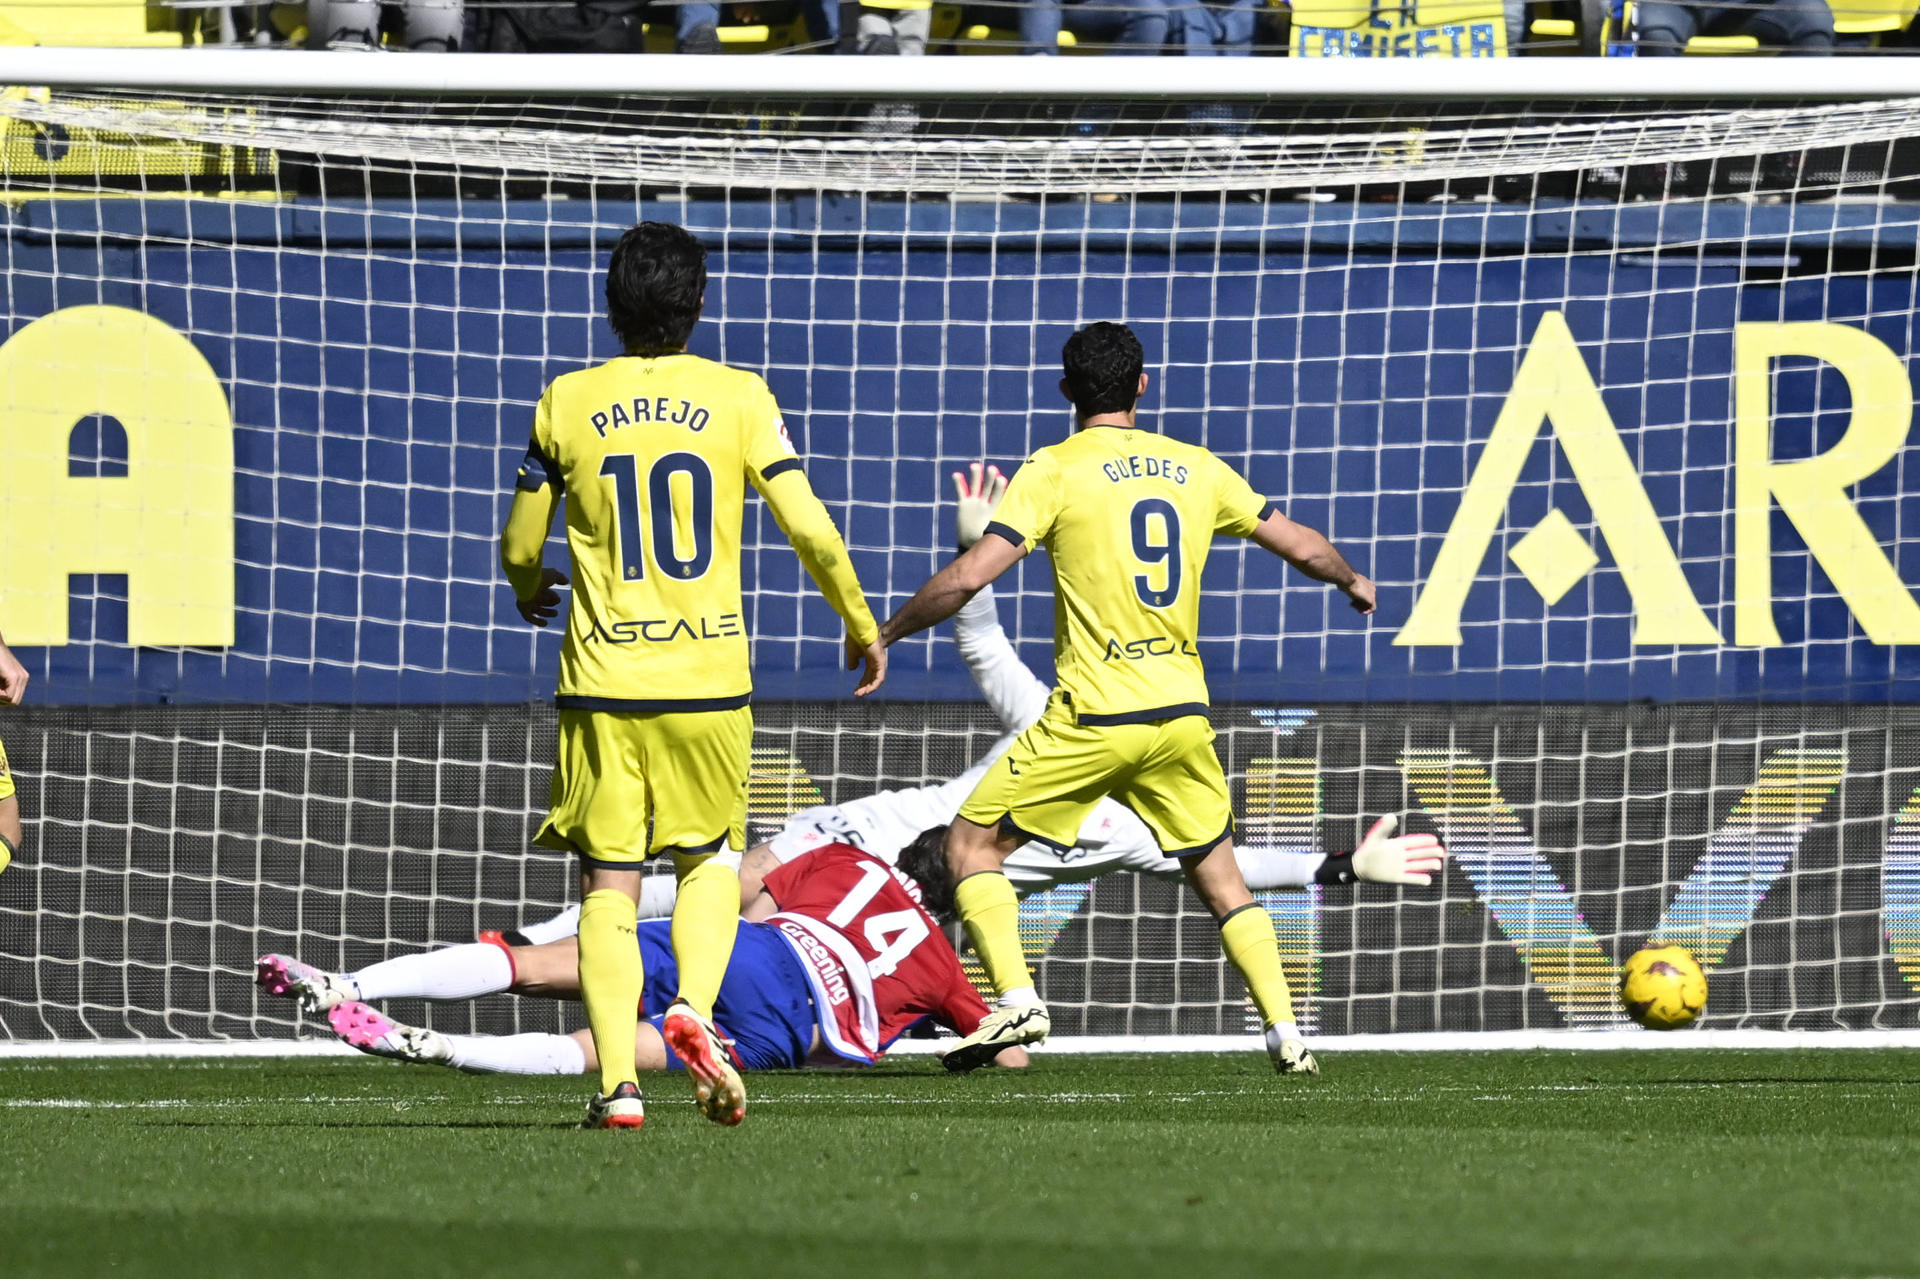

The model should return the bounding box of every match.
[1619,945,1706,1030]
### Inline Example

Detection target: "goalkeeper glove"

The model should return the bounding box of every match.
[1317,815,1447,886]
[952,461,1009,550]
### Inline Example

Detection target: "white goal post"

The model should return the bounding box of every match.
[3,51,1920,1055]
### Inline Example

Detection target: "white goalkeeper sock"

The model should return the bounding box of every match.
[1264,1020,1302,1047]
[636,874,678,920]
[515,903,583,944]
[998,985,1040,1008]
[443,1032,587,1076]
[349,943,514,1002]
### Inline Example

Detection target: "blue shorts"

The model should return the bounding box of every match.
[638,919,815,1071]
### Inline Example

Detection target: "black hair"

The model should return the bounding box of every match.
[896,826,957,924]
[606,221,708,354]
[1061,321,1145,419]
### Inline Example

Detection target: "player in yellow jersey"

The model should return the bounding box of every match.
[878,322,1375,1075]
[500,222,886,1131]
[0,627,25,876]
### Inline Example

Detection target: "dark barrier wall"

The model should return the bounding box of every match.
[8,198,1920,706]
[2,702,1915,1039]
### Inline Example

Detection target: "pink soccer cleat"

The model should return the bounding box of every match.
[328,1000,453,1067]
[256,954,357,1014]
[661,1001,746,1127]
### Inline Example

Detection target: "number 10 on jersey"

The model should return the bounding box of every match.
[600,451,716,582]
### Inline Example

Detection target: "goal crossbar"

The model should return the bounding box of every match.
[9,47,1920,100]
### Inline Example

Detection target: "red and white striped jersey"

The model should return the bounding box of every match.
[763,842,988,1063]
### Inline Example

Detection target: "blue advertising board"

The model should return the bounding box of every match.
[5,196,1920,705]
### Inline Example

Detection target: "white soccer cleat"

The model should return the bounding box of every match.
[1268,1037,1320,1077]
[256,953,358,1014]
[328,1000,454,1067]
[1351,815,1448,887]
[661,1001,746,1127]
[583,1081,646,1131]
[941,1001,1051,1074]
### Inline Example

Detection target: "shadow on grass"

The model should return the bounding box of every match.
[139,1118,579,1131]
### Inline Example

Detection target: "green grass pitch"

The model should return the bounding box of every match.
[3,1050,1917,1279]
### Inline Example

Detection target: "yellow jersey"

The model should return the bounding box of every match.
[507,352,878,711]
[986,426,1272,723]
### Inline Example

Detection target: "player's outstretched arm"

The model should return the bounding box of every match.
[881,534,1025,649]
[950,463,1051,732]
[1248,508,1376,616]
[0,631,27,706]
[754,468,886,696]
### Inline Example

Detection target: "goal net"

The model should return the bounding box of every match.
[3,55,1920,1047]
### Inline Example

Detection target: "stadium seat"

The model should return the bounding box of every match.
[946,5,1079,51]
[636,16,810,53]
[1828,0,1919,35]
[0,0,182,47]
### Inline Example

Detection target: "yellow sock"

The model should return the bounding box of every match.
[954,871,1033,1001]
[669,853,740,1020]
[578,888,644,1096]
[1219,904,1295,1028]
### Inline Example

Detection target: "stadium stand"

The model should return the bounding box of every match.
[10,0,1920,53]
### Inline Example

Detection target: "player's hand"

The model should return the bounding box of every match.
[0,643,28,706]
[515,568,569,628]
[1351,815,1447,887]
[1344,574,1377,616]
[847,633,887,698]
[952,461,1009,550]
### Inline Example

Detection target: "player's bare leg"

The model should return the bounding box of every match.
[942,816,1051,1073]
[1182,837,1318,1077]
[577,865,647,1129]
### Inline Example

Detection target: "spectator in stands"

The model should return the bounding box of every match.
[1018,0,1174,52]
[856,0,933,53]
[1165,0,1258,51]
[467,0,832,54]
[1632,0,1834,52]
[308,0,463,49]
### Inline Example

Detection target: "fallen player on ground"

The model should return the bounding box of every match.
[259,839,1026,1089]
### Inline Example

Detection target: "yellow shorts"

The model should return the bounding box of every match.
[534,706,751,867]
[0,733,13,803]
[958,695,1232,858]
